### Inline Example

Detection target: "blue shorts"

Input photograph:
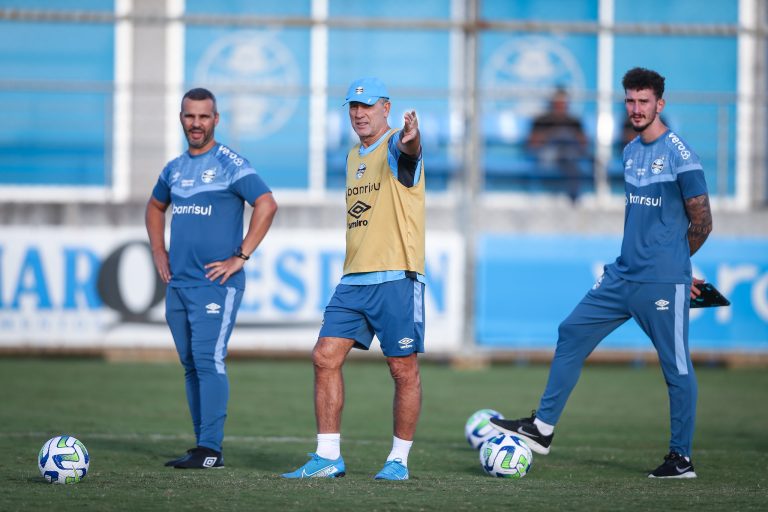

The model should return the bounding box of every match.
[319,277,425,357]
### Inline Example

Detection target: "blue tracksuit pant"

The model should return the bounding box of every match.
[537,268,697,456]
[165,285,243,452]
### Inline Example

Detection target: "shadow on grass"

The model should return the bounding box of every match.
[239,446,290,473]
[567,455,654,477]
[24,476,53,485]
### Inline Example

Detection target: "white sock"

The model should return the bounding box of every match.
[534,418,555,436]
[316,433,341,460]
[386,436,413,467]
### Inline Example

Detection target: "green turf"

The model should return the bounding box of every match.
[0,358,766,511]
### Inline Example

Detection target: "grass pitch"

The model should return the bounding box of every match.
[0,357,766,511]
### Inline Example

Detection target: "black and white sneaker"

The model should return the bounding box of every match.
[648,451,697,479]
[170,447,225,469]
[165,448,195,467]
[489,411,554,455]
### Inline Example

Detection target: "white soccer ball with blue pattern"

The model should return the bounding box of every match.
[465,408,504,450]
[479,433,532,478]
[38,435,90,484]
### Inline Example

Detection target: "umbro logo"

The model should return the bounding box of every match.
[655,299,670,311]
[398,337,414,349]
[206,303,221,314]
[202,457,217,468]
[348,200,371,219]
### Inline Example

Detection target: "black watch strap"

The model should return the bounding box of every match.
[235,250,250,261]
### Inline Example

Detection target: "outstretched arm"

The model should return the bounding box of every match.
[397,110,421,157]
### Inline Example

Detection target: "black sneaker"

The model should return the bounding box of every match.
[171,447,225,469]
[648,451,697,479]
[489,411,554,455]
[165,448,195,467]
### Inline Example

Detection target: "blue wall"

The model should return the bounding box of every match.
[477,235,768,352]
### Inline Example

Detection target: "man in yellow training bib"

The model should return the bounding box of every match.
[282,77,425,481]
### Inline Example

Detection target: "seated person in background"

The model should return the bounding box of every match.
[527,87,589,202]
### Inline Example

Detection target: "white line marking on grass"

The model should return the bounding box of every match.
[4,432,384,445]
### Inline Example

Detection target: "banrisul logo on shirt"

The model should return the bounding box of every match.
[172,204,213,216]
[627,193,662,207]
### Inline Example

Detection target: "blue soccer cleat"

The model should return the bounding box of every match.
[374,458,409,480]
[281,453,346,479]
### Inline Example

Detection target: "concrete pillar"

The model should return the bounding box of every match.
[128,0,174,201]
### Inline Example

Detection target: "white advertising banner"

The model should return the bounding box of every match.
[0,228,465,353]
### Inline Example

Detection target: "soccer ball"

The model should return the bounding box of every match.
[464,408,504,450]
[479,433,532,478]
[38,435,89,484]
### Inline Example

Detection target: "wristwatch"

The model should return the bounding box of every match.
[235,248,250,261]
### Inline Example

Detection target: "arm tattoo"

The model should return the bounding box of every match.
[685,194,713,256]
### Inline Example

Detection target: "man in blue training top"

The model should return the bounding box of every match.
[145,87,278,469]
[281,77,425,481]
[491,68,713,479]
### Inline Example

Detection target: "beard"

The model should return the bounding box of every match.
[185,127,213,149]
[631,112,657,133]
